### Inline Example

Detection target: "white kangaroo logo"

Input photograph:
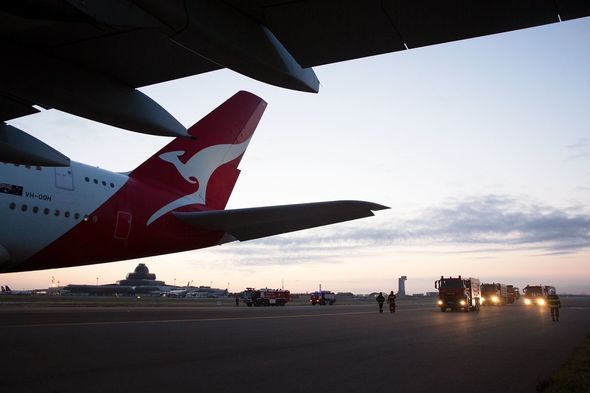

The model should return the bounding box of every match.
[147,137,252,225]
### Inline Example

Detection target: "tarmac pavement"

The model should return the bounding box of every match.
[0,297,588,393]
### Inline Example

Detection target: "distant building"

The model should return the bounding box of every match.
[117,263,165,286]
[63,264,228,297]
[186,286,228,298]
[64,264,170,296]
[398,276,407,297]
[336,292,354,299]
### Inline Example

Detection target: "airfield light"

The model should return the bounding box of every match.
[437,300,443,306]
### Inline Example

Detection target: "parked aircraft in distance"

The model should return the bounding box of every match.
[0,91,387,273]
[166,283,191,298]
[0,285,33,295]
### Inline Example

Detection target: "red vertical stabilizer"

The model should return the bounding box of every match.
[130,91,266,213]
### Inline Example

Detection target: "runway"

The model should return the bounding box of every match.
[1,297,588,393]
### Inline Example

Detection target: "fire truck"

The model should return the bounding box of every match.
[240,288,290,307]
[523,285,554,306]
[435,275,481,312]
[480,283,508,305]
[507,285,520,304]
[310,290,336,305]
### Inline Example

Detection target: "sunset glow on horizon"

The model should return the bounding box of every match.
[3,18,590,295]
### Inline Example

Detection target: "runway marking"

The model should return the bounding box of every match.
[0,310,376,329]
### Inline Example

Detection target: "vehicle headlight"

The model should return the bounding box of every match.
[437,300,443,305]
[481,297,485,303]
[492,296,499,303]
[524,299,532,305]
[537,299,545,306]
[460,300,466,306]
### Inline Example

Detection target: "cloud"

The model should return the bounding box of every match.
[564,138,590,161]
[398,195,590,251]
[213,194,590,266]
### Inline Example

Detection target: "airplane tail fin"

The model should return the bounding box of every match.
[5,285,11,292]
[130,91,266,220]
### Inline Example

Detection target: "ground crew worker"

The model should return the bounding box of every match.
[387,291,397,313]
[235,295,240,307]
[376,292,385,313]
[547,289,561,322]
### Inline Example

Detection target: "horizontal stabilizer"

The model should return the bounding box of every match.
[0,123,70,166]
[173,200,389,242]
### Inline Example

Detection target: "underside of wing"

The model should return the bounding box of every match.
[2,1,589,132]
[173,200,389,242]
[252,0,590,68]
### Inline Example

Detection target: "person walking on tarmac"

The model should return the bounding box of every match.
[376,292,385,313]
[388,291,397,313]
[547,288,561,322]
[235,294,240,307]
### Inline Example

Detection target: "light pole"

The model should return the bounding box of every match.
[96,277,99,286]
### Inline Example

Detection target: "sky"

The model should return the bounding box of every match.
[3,17,590,294]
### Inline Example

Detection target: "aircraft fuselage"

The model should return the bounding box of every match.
[0,161,222,272]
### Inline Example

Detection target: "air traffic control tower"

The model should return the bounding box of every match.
[398,276,407,297]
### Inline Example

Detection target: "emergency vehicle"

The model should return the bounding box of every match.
[240,288,290,307]
[310,290,336,305]
[523,285,554,306]
[480,283,508,305]
[435,275,481,312]
[507,285,520,304]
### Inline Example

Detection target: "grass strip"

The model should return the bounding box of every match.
[537,335,590,392]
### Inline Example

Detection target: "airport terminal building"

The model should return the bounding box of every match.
[63,263,169,296]
[63,264,228,297]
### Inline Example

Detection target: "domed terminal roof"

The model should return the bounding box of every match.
[125,263,156,281]
[135,263,149,275]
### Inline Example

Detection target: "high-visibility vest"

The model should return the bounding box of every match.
[547,295,561,308]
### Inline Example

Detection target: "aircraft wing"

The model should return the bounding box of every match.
[258,0,589,67]
[173,200,389,242]
[1,1,588,138]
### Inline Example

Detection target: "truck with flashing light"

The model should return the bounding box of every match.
[240,288,290,307]
[310,290,336,305]
[435,275,481,312]
[523,285,554,306]
[507,285,520,304]
[480,282,508,305]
